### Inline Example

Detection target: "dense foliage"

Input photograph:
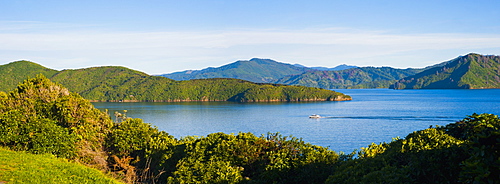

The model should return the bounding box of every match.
[276,67,423,89]
[161,58,312,83]
[106,118,340,183]
[1,76,499,183]
[327,113,500,184]
[0,61,350,102]
[391,53,500,89]
[167,132,339,183]
[0,75,113,170]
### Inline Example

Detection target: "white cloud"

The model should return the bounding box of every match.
[1,22,499,74]
[2,28,499,51]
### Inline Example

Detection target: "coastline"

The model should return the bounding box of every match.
[88,97,352,103]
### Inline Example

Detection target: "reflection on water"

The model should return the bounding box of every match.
[93,89,500,153]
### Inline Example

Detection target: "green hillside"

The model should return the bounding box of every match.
[161,58,312,83]
[276,67,423,89]
[390,53,500,89]
[0,147,122,184]
[0,61,350,102]
[0,60,58,91]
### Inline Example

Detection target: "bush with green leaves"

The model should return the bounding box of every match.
[326,113,500,184]
[106,118,178,183]
[0,91,6,99]
[0,75,113,170]
[0,111,77,158]
[167,132,339,184]
[444,113,500,183]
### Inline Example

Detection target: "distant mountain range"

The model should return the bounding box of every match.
[0,61,350,102]
[277,67,423,89]
[293,64,358,71]
[161,59,359,84]
[390,53,500,89]
[161,58,313,83]
[159,58,422,89]
[159,53,500,89]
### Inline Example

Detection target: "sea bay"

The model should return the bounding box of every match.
[93,89,500,153]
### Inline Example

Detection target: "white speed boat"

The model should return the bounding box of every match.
[309,114,321,119]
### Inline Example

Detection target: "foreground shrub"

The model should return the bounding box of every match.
[0,112,77,158]
[444,113,500,183]
[326,113,500,184]
[0,75,113,170]
[107,118,177,183]
[167,132,339,184]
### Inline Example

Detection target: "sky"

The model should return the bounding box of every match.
[1,0,500,74]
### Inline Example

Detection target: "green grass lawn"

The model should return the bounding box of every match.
[0,147,122,184]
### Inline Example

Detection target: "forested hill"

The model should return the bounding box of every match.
[0,61,351,102]
[276,67,423,89]
[0,60,59,91]
[160,58,313,83]
[390,53,500,89]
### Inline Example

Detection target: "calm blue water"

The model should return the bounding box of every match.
[92,89,500,153]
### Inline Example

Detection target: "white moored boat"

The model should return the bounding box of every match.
[309,114,321,119]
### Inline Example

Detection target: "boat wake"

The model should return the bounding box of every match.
[318,116,460,122]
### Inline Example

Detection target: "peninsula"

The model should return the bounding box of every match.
[0,61,351,102]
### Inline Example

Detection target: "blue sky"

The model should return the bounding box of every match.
[1,0,500,74]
